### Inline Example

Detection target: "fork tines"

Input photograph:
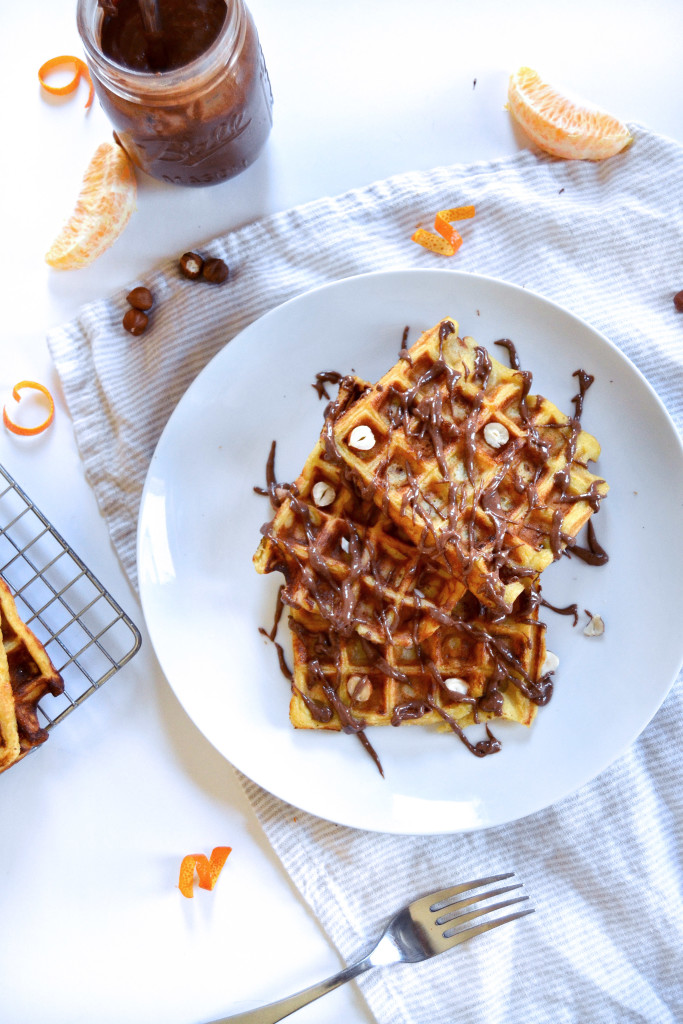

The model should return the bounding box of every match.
[424,874,534,946]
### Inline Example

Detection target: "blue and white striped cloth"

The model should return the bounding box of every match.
[48,125,683,1024]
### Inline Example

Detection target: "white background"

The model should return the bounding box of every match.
[0,1,681,1022]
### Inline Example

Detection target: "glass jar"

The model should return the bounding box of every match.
[77,0,273,187]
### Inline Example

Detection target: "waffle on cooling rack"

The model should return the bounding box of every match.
[0,578,63,773]
[254,317,608,762]
[331,318,608,614]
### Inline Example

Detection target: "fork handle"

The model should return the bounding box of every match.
[207,956,374,1024]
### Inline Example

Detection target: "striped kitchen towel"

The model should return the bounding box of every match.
[48,124,683,1024]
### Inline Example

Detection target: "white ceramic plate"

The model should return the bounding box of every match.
[137,270,683,834]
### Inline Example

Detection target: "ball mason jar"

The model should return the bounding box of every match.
[77,0,273,186]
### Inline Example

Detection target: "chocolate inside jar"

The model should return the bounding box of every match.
[101,0,228,72]
[82,0,273,186]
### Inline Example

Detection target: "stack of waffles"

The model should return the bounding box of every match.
[253,318,608,755]
[0,578,64,773]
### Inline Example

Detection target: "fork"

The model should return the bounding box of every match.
[208,873,533,1024]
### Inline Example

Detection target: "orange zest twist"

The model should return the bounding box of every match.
[38,56,94,109]
[3,381,55,437]
[412,205,476,256]
[179,847,232,898]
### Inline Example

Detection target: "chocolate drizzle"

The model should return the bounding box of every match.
[258,586,294,681]
[391,697,501,757]
[291,682,333,723]
[569,519,609,566]
[398,325,412,365]
[252,439,295,511]
[540,596,579,627]
[553,369,600,505]
[572,369,595,421]
[313,371,343,401]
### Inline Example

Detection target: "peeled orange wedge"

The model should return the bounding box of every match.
[507,67,633,161]
[45,141,137,269]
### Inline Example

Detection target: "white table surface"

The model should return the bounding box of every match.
[1,2,681,1022]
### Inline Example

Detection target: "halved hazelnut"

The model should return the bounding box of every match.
[347,675,372,702]
[583,613,605,637]
[348,425,376,451]
[179,252,204,279]
[443,677,468,695]
[386,462,408,486]
[311,481,336,507]
[483,421,509,449]
[541,650,559,675]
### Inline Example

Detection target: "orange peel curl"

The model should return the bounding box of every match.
[179,847,232,898]
[38,55,94,109]
[412,205,476,256]
[3,381,55,437]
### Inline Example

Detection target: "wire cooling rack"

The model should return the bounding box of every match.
[0,463,141,734]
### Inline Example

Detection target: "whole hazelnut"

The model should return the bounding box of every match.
[202,257,230,284]
[123,308,149,336]
[179,252,204,279]
[674,290,683,312]
[126,286,154,311]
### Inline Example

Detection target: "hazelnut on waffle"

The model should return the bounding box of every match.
[0,578,64,773]
[331,318,608,613]
[254,380,466,647]
[287,588,548,753]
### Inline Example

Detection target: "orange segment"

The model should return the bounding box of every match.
[507,67,633,161]
[45,141,137,269]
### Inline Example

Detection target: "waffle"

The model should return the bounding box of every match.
[0,642,19,771]
[0,578,64,773]
[287,588,548,746]
[254,379,466,647]
[330,318,608,613]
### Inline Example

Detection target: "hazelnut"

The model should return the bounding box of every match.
[122,308,149,336]
[348,425,376,451]
[386,462,408,486]
[179,252,204,279]
[483,421,509,449]
[443,677,468,695]
[126,286,153,311]
[674,290,683,312]
[583,613,605,637]
[347,675,372,702]
[311,481,336,507]
[541,650,559,676]
[202,257,230,284]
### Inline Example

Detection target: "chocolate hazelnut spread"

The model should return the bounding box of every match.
[312,371,343,401]
[78,0,273,185]
[100,0,227,72]
[569,519,609,566]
